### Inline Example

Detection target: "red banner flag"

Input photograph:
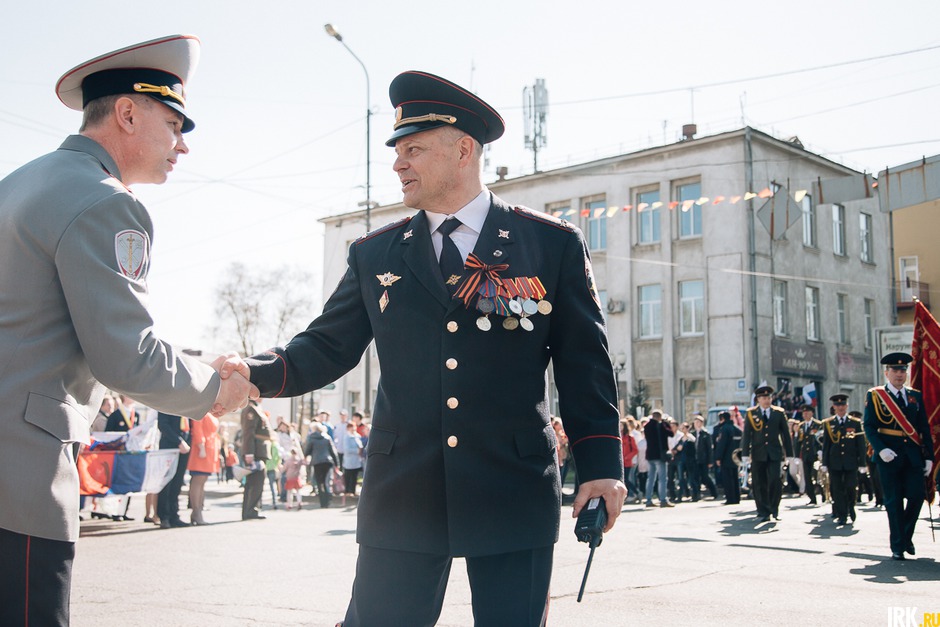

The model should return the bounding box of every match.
[911,299,940,503]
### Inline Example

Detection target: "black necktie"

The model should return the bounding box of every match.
[763,410,769,420]
[895,390,906,408]
[438,218,464,292]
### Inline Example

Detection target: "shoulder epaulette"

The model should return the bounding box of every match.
[354,216,413,245]
[822,416,835,423]
[512,205,575,232]
[849,416,863,424]
[906,386,921,394]
[771,404,785,412]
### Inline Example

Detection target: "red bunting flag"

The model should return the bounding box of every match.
[911,299,940,503]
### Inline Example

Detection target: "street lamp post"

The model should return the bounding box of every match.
[325,23,374,417]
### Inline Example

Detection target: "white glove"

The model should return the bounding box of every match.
[859,466,868,475]
[926,460,934,477]
[820,465,828,473]
[742,456,751,465]
[817,451,823,461]
[879,448,897,463]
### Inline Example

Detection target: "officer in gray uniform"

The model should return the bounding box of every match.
[0,35,256,625]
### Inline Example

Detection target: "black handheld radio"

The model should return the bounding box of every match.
[574,496,607,602]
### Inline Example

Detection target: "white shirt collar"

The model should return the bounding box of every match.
[886,382,905,396]
[426,189,490,235]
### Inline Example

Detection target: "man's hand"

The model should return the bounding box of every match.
[572,478,627,532]
[858,466,868,475]
[925,459,934,477]
[879,448,898,463]
[820,465,828,473]
[209,353,260,417]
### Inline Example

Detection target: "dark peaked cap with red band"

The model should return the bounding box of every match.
[386,70,505,147]
[55,34,200,133]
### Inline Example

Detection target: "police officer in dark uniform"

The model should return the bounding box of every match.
[863,352,935,560]
[795,405,822,505]
[820,394,867,525]
[714,411,741,504]
[742,386,793,522]
[156,412,192,528]
[244,71,626,626]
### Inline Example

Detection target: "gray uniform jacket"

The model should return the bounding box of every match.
[0,135,221,542]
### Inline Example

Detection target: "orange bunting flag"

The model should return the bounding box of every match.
[552,210,563,218]
[669,201,680,209]
[622,204,633,212]
[758,187,773,198]
[730,195,742,204]
[580,208,590,217]
[712,196,725,205]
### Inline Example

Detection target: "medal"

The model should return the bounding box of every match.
[520,317,534,331]
[537,299,553,315]
[509,298,523,314]
[476,298,495,314]
[522,299,539,316]
[502,317,519,331]
[476,316,492,331]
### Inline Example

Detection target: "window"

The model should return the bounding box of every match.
[773,280,788,337]
[899,256,919,301]
[639,284,662,338]
[682,379,706,418]
[832,204,846,256]
[864,298,874,349]
[805,287,820,341]
[677,181,702,238]
[585,197,607,251]
[679,280,704,336]
[637,188,660,244]
[545,200,570,220]
[859,213,873,262]
[837,293,848,344]
[801,194,816,247]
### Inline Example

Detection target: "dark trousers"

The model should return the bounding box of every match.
[720,461,740,503]
[750,459,782,517]
[242,469,265,519]
[157,450,189,523]
[877,455,926,553]
[694,463,718,499]
[343,544,552,627]
[343,467,361,495]
[829,468,858,521]
[0,527,75,627]
[801,455,817,501]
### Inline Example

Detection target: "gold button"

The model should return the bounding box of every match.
[446,358,458,370]
[447,397,459,409]
[447,321,458,332]
[447,435,458,448]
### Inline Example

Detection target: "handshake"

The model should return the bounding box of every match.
[209,352,261,418]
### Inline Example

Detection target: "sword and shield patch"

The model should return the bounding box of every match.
[114,229,150,280]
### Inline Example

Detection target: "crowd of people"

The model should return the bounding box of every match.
[82,396,372,526]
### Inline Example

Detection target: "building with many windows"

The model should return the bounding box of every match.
[317,127,892,420]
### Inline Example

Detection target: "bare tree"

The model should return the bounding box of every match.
[211,263,313,356]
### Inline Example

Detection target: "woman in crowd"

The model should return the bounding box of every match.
[188,412,221,525]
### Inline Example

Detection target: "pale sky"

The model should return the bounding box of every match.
[2,0,938,353]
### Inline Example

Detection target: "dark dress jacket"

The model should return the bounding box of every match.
[247,194,622,557]
[741,405,793,462]
[821,416,867,471]
[863,385,934,466]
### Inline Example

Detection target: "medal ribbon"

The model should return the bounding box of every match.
[455,253,509,307]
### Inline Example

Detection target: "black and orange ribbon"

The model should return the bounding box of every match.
[454,253,509,307]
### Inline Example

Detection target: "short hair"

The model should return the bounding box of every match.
[651,410,663,419]
[79,94,156,131]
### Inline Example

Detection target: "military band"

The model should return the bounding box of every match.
[795,405,822,505]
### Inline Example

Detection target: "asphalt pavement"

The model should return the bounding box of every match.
[72,483,940,626]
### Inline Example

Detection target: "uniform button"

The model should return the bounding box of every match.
[447,321,458,332]
[447,435,458,448]
[446,358,458,370]
[447,397,459,409]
